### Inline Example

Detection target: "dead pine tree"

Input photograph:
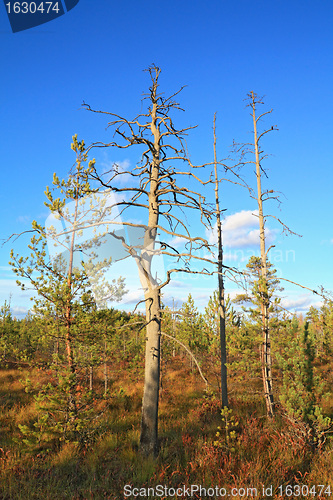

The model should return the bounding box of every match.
[230,92,311,418]
[210,112,252,408]
[213,113,228,408]
[82,66,230,455]
[245,91,281,417]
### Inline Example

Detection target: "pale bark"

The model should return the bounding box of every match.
[139,76,162,456]
[84,66,216,456]
[250,91,274,417]
[140,288,161,455]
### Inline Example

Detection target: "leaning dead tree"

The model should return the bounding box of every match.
[82,66,235,455]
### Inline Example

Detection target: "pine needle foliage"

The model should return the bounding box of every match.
[277,322,332,449]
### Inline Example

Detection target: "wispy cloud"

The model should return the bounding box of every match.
[280,294,322,313]
[16,215,31,224]
[0,279,34,299]
[167,280,188,289]
[0,266,16,281]
[0,279,22,291]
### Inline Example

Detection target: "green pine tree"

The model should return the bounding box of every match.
[10,136,126,448]
[277,322,332,449]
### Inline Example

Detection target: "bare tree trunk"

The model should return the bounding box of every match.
[104,339,108,395]
[213,113,228,409]
[64,180,80,419]
[83,65,217,456]
[251,91,274,418]
[160,321,164,398]
[140,288,161,456]
[89,363,93,391]
[140,91,162,456]
[64,313,77,419]
[172,300,176,357]
[54,333,59,375]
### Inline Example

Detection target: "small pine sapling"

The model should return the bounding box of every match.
[277,322,332,449]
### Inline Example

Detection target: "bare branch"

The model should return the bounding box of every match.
[161,332,209,388]
[2,229,38,247]
[265,214,302,237]
[277,278,323,297]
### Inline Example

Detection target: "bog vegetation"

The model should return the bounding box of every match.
[1,68,333,499]
[1,295,333,499]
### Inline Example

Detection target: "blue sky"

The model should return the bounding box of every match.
[1,0,332,318]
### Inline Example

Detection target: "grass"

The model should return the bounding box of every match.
[0,356,333,499]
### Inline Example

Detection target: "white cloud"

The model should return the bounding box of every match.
[206,209,277,249]
[166,236,186,248]
[0,279,23,292]
[100,158,134,185]
[223,251,242,262]
[223,210,259,232]
[11,306,29,318]
[121,289,144,305]
[281,295,312,310]
[167,280,188,289]
[280,294,322,313]
[0,279,34,317]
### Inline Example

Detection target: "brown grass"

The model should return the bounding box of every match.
[0,356,332,499]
